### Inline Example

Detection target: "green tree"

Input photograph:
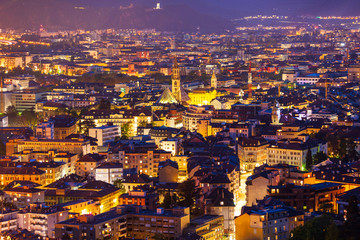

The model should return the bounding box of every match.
[339,138,347,159]
[19,109,39,130]
[306,148,313,171]
[79,119,95,136]
[121,122,131,139]
[161,192,178,209]
[98,99,111,110]
[343,196,360,239]
[177,178,200,214]
[290,215,338,240]
[325,221,340,240]
[313,151,328,164]
[113,179,126,194]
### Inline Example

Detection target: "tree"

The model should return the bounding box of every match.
[306,148,313,171]
[98,99,111,110]
[113,179,126,194]
[325,221,340,240]
[343,196,360,239]
[177,178,200,214]
[121,122,131,139]
[79,120,95,136]
[290,215,339,240]
[160,192,178,209]
[313,151,328,165]
[339,138,347,159]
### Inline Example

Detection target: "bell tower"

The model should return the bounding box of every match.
[172,57,181,102]
[248,62,252,99]
[211,70,217,89]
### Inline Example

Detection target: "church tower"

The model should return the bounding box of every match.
[211,70,217,89]
[172,57,181,102]
[248,62,252,99]
[271,101,280,125]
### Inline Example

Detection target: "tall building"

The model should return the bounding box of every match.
[271,101,281,125]
[172,58,181,102]
[211,70,217,89]
[248,63,253,99]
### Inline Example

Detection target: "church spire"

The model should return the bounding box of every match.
[211,69,217,89]
[248,61,252,99]
[172,57,181,102]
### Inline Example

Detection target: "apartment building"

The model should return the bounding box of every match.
[238,137,269,172]
[89,124,120,146]
[95,162,123,184]
[16,138,92,155]
[184,215,224,240]
[267,139,328,168]
[235,204,304,240]
[112,150,171,177]
[0,210,18,233]
[17,203,69,239]
[182,105,214,132]
[0,167,46,186]
[125,206,190,240]
[55,211,127,240]
[11,91,46,112]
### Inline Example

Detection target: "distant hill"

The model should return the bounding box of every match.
[0,0,232,32]
[0,0,359,32]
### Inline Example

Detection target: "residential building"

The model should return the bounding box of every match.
[238,137,269,172]
[267,139,328,168]
[76,154,106,178]
[269,182,344,213]
[16,138,92,155]
[11,92,46,112]
[49,115,77,140]
[158,159,178,183]
[44,181,121,213]
[0,167,46,186]
[125,206,190,240]
[235,202,304,240]
[119,190,158,210]
[89,124,120,146]
[205,187,235,236]
[182,105,214,132]
[55,210,126,240]
[0,210,18,233]
[17,203,69,239]
[36,121,54,139]
[159,138,180,156]
[95,162,123,184]
[184,215,224,240]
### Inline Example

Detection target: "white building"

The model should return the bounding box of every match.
[0,210,17,233]
[95,162,123,184]
[296,74,320,85]
[89,124,120,146]
[17,203,68,239]
[159,138,179,156]
[0,115,8,127]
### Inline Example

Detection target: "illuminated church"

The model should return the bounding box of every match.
[156,58,190,104]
